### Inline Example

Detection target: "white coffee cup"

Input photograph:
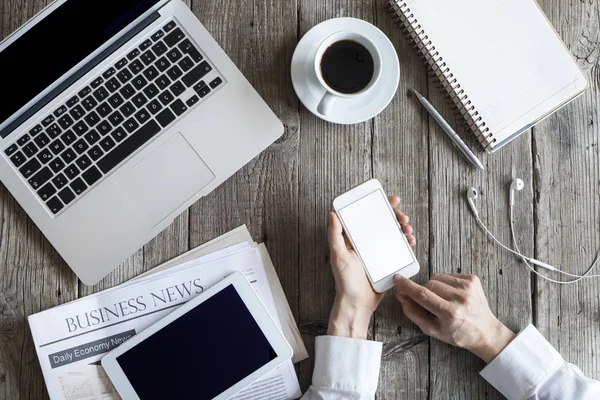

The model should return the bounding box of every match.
[314,31,383,116]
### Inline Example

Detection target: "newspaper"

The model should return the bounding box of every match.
[28,244,302,400]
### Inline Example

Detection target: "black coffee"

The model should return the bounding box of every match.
[320,40,374,94]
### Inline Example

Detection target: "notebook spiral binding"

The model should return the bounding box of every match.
[385,0,495,150]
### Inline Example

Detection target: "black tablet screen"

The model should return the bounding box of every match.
[116,284,277,399]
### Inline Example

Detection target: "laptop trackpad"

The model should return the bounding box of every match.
[116,133,215,227]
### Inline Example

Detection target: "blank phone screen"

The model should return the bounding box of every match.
[338,190,415,282]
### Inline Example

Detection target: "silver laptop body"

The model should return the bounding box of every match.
[0,0,283,284]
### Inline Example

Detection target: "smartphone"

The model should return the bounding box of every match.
[333,179,419,292]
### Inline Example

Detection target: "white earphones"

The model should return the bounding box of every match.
[468,180,600,284]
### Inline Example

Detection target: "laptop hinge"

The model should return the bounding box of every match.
[0,11,161,139]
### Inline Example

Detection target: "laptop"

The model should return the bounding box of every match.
[0,0,283,285]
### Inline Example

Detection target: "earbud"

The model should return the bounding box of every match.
[467,187,478,217]
[509,178,524,206]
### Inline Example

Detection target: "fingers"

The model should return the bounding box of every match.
[390,206,417,247]
[393,208,410,225]
[394,275,451,318]
[388,195,401,208]
[327,212,348,254]
[424,279,461,301]
[431,274,479,289]
[396,293,439,335]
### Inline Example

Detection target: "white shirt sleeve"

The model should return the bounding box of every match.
[480,324,600,400]
[300,335,382,399]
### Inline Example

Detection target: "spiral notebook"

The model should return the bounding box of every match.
[386,0,587,153]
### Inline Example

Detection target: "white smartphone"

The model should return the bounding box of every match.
[333,179,420,292]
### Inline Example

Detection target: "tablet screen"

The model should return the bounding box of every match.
[116,284,277,399]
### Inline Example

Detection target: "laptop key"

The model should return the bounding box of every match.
[97,121,113,136]
[109,111,125,126]
[158,90,174,106]
[100,136,116,152]
[17,134,31,146]
[84,130,101,145]
[120,83,136,99]
[82,96,97,111]
[132,76,148,90]
[73,139,89,154]
[70,177,87,195]
[93,87,109,102]
[178,56,195,73]
[141,51,156,65]
[84,111,101,127]
[117,69,133,84]
[46,197,64,214]
[49,158,65,173]
[10,151,26,167]
[72,121,89,136]
[91,77,104,89]
[58,115,74,130]
[4,144,18,156]
[69,105,85,120]
[38,149,54,164]
[182,61,212,87]
[111,127,127,142]
[105,78,121,93]
[34,133,51,148]
[29,124,43,136]
[54,105,68,118]
[115,58,128,70]
[151,31,165,42]
[64,164,80,180]
[97,103,112,118]
[102,67,116,79]
[170,81,186,97]
[78,86,92,98]
[187,47,203,63]
[155,75,171,91]
[19,158,41,178]
[49,139,65,155]
[166,48,182,63]
[47,123,62,139]
[29,167,53,190]
[185,95,199,107]
[124,118,140,133]
[87,145,104,161]
[127,49,140,60]
[210,77,223,89]
[58,187,76,205]
[163,21,176,32]
[147,99,163,115]
[143,66,159,81]
[22,142,38,158]
[139,39,153,51]
[66,96,79,108]
[61,148,77,164]
[129,59,144,74]
[155,57,171,72]
[76,155,92,170]
[60,130,77,146]
[170,99,187,116]
[38,183,56,201]
[82,166,102,186]
[52,173,68,190]
[152,42,168,57]
[120,102,136,118]
[143,83,159,99]
[166,65,183,81]
[196,84,211,98]
[132,93,148,108]
[164,28,185,47]
[42,115,55,127]
[156,108,176,128]
[135,109,151,124]
[178,39,194,53]
[108,93,124,108]
[97,120,161,174]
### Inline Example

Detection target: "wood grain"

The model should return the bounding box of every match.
[533,0,600,380]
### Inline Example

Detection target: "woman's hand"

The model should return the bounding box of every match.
[394,273,516,363]
[327,196,416,339]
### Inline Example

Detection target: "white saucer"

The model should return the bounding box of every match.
[291,18,400,125]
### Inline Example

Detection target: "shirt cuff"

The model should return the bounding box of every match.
[480,324,564,400]
[312,335,382,395]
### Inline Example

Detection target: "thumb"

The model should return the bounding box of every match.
[328,212,347,254]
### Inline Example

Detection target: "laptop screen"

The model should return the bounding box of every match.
[0,0,161,125]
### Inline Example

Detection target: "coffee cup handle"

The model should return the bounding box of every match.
[317,92,337,115]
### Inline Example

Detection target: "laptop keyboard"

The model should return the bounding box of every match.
[3,20,225,216]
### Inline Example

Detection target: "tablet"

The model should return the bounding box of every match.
[101,272,292,400]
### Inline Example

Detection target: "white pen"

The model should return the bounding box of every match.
[412,89,485,171]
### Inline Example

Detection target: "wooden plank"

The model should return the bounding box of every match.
[425,35,535,400]
[296,0,376,391]
[533,0,600,380]
[0,2,77,399]
[371,5,430,398]
[188,0,301,378]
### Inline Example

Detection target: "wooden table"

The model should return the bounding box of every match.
[1,0,599,398]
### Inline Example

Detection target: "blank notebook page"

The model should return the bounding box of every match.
[408,0,586,149]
